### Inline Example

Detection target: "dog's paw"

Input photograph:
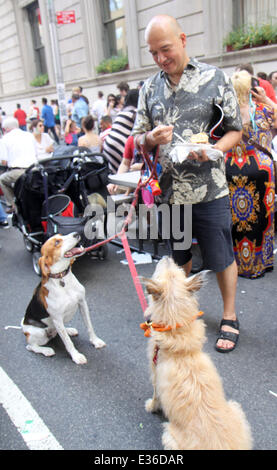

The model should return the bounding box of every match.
[26,345,55,357]
[145,398,160,413]
[42,347,56,357]
[66,327,78,336]
[72,352,87,365]
[162,424,179,450]
[91,337,106,349]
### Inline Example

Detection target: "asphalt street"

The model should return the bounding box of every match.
[0,223,277,451]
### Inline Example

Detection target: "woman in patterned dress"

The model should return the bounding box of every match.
[225,70,277,278]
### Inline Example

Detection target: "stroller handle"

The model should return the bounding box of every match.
[73,151,110,165]
[25,152,110,174]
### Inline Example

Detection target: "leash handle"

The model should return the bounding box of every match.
[140,145,160,183]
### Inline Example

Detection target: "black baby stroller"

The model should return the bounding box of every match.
[13,146,110,274]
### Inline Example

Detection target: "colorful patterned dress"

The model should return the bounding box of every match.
[225,105,275,278]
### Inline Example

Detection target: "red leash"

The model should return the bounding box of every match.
[81,180,148,313]
[121,231,148,313]
[80,147,161,314]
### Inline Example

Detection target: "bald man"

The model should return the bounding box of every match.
[133,15,243,353]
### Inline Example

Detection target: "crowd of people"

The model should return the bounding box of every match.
[0,79,144,168]
[0,14,277,354]
[0,80,143,226]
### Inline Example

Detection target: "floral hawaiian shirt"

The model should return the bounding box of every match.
[132,58,242,204]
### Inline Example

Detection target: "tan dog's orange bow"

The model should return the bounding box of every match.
[140,321,180,337]
[140,311,204,337]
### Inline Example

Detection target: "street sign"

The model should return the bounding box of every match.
[56,10,76,25]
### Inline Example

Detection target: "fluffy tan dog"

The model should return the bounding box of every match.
[141,257,252,450]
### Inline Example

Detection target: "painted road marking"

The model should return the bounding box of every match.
[0,366,63,450]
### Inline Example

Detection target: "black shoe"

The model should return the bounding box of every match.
[0,220,10,229]
[215,319,239,353]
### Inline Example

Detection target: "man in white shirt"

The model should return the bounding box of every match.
[91,91,107,131]
[28,99,39,121]
[0,117,37,213]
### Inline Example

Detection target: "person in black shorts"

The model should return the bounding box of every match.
[133,15,243,353]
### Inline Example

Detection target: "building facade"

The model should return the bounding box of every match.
[0,0,276,115]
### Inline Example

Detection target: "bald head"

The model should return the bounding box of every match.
[145,15,189,84]
[2,117,19,131]
[145,15,182,42]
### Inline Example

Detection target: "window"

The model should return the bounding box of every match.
[26,1,47,76]
[101,0,127,57]
[233,0,277,27]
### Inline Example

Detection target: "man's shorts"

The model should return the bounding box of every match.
[168,196,235,272]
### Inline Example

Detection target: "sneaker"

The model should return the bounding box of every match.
[0,220,10,229]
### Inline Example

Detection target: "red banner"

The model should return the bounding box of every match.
[56,10,76,25]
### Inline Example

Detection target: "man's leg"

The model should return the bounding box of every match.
[182,259,192,276]
[182,257,238,351]
[169,204,192,274]
[215,260,239,350]
[0,169,24,209]
[189,197,239,352]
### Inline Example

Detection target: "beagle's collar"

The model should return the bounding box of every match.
[48,266,71,279]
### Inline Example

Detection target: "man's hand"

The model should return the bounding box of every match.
[187,150,209,162]
[147,125,174,147]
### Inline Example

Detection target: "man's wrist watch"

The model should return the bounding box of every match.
[140,131,150,148]
[134,132,150,151]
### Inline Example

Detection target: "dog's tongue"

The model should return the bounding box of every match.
[65,246,85,258]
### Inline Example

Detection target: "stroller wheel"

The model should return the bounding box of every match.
[97,244,108,260]
[32,251,41,276]
[24,236,34,253]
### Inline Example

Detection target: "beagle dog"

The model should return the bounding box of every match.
[22,232,106,364]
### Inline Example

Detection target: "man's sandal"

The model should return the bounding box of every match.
[215,319,239,353]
